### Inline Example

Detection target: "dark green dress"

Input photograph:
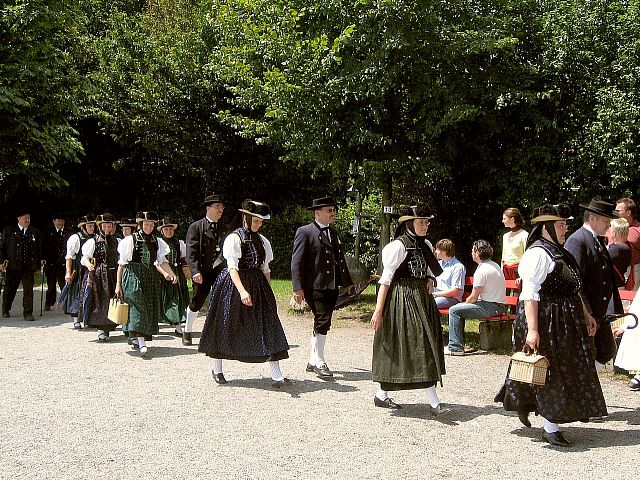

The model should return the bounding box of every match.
[121,232,162,338]
[372,235,446,390]
[159,237,189,325]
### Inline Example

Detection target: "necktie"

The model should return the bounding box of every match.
[208,222,217,234]
[322,226,332,242]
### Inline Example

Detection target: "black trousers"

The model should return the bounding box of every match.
[305,289,338,335]
[593,319,617,365]
[188,270,219,312]
[2,269,35,316]
[45,263,65,307]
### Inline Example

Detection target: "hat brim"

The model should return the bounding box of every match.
[307,203,337,210]
[238,209,270,220]
[157,224,178,231]
[120,224,137,228]
[531,214,566,223]
[200,201,223,208]
[136,218,159,223]
[398,215,434,223]
[579,203,619,219]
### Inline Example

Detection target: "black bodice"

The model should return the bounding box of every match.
[531,239,582,298]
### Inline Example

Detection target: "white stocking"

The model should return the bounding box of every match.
[542,418,560,433]
[269,361,284,381]
[212,358,223,374]
[185,308,198,333]
[425,386,441,408]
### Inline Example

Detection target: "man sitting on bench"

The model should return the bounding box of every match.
[433,239,466,310]
[445,239,506,355]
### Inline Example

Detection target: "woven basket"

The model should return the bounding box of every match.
[108,298,129,325]
[508,350,549,386]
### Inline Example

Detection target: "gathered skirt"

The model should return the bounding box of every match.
[159,267,189,325]
[122,263,161,338]
[198,267,289,362]
[79,263,117,329]
[496,297,607,423]
[372,278,446,391]
[60,264,84,316]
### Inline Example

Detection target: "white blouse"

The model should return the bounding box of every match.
[65,234,82,260]
[223,232,273,274]
[517,246,557,302]
[378,238,435,286]
[117,235,170,266]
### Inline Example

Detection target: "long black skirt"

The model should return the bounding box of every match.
[372,278,446,391]
[496,297,607,424]
[198,267,289,362]
[79,263,117,329]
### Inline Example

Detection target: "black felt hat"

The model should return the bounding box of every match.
[77,215,96,227]
[96,213,116,225]
[397,204,435,223]
[307,196,338,210]
[157,217,178,231]
[119,218,137,228]
[200,194,223,208]
[579,199,619,219]
[16,208,30,218]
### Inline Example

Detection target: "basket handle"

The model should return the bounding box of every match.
[521,344,539,356]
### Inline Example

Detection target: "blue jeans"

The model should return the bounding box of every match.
[434,296,459,309]
[447,301,505,351]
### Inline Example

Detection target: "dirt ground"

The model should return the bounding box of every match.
[0,291,638,480]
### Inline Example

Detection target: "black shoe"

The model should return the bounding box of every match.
[44,304,51,311]
[24,314,35,322]
[313,363,333,378]
[2,311,9,318]
[182,332,192,346]
[629,378,640,391]
[174,328,183,338]
[212,372,227,384]
[374,396,402,409]
[305,363,315,372]
[73,321,82,330]
[97,332,110,342]
[272,378,293,389]
[428,404,451,416]
[541,430,572,447]
[518,411,531,428]
[131,340,140,350]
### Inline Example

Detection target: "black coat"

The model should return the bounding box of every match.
[185,217,225,276]
[291,222,353,292]
[0,225,41,272]
[41,225,72,267]
[564,226,622,320]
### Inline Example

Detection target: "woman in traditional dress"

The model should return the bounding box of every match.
[370,205,446,413]
[496,204,607,447]
[118,218,137,240]
[80,213,119,341]
[62,215,96,330]
[157,217,189,337]
[114,211,177,356]
[501,208,528,280]
[198,200,291,388]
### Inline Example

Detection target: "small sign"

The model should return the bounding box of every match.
[383,206,394,214]
[352,217,360,234]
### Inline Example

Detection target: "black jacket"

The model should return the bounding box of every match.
[291,222,353,292]
[41,225,72,267]
[185,217,225,276]
[0,225,41,272]
[565,226,622,320]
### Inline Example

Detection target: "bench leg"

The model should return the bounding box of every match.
[479,320,513,351]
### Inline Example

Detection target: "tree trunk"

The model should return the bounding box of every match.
[377,174,393,275]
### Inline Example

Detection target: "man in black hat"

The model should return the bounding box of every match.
[0,209,41,321]
[41,213,72,311]
[291,195,353,378]
[565,199,622,372]
[184,194,226,345]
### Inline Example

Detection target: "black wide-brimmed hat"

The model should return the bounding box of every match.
[16,208,30,218]
[397,204,435,224]
[157,217,178,231]
[78,214,96,227]
[96,213,116,225]
[136,211,159,223]
[531,204,573,223]
[238,200,271,220]
[308,196,338,210]
[51,212,66,220]
[119,218,137,228]
[200,194,223,208]
[578,199,619,219]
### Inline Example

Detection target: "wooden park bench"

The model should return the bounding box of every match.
[439,276,520,351]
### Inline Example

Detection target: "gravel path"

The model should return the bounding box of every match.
[0,293,638,480]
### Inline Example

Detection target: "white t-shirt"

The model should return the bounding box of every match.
[474,260,506,303]
[117,235,169,266]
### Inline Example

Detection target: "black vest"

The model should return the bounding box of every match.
[131,232,158,266]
